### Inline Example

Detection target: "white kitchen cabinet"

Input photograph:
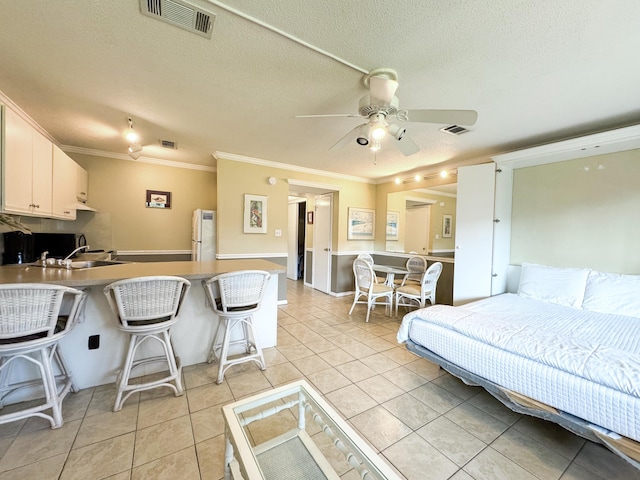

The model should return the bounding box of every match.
[52,145,77,220]
[76,163,88,203]
[2,106,53,217]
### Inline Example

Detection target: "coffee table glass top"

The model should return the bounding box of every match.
[222,380,400,480]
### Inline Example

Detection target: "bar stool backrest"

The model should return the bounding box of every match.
[204,270,270,315]
[104,276,191,328]
[0,284,84,343]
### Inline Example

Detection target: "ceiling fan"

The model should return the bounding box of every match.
[297,68,478,156]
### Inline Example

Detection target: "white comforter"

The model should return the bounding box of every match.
[398,293,640,398]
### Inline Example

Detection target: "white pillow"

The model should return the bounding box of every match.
[582,271,640,318]
[517,263,590,308]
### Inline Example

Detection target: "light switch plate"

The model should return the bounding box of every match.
[275,229,282,237]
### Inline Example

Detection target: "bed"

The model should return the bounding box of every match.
[397,263,640,468]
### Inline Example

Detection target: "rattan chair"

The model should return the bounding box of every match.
[394,255,428,287]
[0,284,86,429]
[395,262,443,316]
[349,258,394,322]
[202,270,271,384]
[104,276,191,411]
[356,253,384,283]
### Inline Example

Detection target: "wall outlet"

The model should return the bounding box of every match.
[275,229,282,237]
[435,234,440,240]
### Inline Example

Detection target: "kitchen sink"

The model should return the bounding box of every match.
[70,260,128,269]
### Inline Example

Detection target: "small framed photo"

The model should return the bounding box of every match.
[307,211,314,225]
[442,214,453,238]
[146,190,171,209]
[348,207,375,240]
[244,194,268,234]
[386,211,399,241]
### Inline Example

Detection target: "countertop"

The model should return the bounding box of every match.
[0,259,285,287]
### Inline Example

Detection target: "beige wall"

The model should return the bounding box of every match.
[216,158,377,255]
[71,153,216,252]
[511,148,640,274]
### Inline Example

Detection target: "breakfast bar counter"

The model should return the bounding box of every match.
[0,260,285,392]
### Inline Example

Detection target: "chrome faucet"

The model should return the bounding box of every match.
[40,250,49,266]
[64,245,90,261]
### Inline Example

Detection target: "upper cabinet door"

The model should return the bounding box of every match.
[3,107,34,215]
[52,145,77,220]
[31,129,53,215]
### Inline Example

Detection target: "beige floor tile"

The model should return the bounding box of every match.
[512,416,585,460]
[182,362,217,389]
[0,419,81,472]
[381,366,429,391]
[292,355,332,376]
[195,434,226,480]
[85,386,139,417]
[73,404,138,449]
[190,405,225,444]
[380,346,421,365]
[276,344,315,361]
[342,343,378,359]
[467,390,520,425]
[131,446,200,480]
[246,407,298,445]
[262,362,304,386]
[573,441,640,480]
[350,406,412,451]
[358,353,400,374]
[432,373,481,401]
[318,348,356,366]
[61,433,134,480]
[383,433,458,480]
[0,438,12,462]
[449,470,475,480]
[417,416,486,466]
[409,382,464,414]
[306,367,352,394]
[356,375,404,404]
[463,446,538,480]
[223,371,272,401]
[335,360,377,383]
[0,452,66,480]
[186,381,233,413]
[362,337,396,352]
[20,389,94,434]
[382,393,439,430]
[133,415,194,467]
[262,347,289,366]
[403,358,443,380]
[560,462,607,480]
[104,471,132,480]
[305,338,339,354]
[137,393,190,429]
[444,402,509,444]
[491,427,571,480]
[325,384,377,419]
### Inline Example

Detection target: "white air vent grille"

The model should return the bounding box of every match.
[440,124,469,135]
[140,0,215,38]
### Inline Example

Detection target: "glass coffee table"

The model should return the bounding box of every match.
[222,379,400,479]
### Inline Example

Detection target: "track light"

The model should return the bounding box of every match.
[356,125,370,146]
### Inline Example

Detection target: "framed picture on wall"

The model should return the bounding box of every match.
[442,214,453,238]
[146,190,171,209]
[244,194,268,233]
[348,207,375,240]
[386,211,399,241]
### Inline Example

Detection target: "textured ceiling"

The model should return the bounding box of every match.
[0,0,639,182]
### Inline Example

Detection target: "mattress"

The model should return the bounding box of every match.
[397,293,640,441]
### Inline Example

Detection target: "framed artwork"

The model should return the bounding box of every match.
[442,214,453,238]
[146,190,171,209]
[244,194,268,233]
[348,207,375,240]
[386,211,399,241]
[307,211,314,225]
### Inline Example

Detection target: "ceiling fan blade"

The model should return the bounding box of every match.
[329,123,365,151]
[296,113,362,118]
[405,109,478,126]
[394,135,420,156]
[369,75,399,106]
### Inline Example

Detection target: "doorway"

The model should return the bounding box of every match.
[287,199,306,280]
[313,193,332,293]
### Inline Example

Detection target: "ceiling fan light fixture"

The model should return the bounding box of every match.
[125,117,139,143]
[369,139,381,152]
[356,125,371,146]
[387,123,406,141]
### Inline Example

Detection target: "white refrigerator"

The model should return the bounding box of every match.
[192,209,216,261]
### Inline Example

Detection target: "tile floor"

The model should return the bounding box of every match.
[1,279,640,479]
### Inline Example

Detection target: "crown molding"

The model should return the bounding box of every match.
[214,151,373,184]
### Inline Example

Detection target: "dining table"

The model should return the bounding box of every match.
[372,264,410,287]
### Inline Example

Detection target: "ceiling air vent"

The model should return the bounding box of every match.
[440,124,469,135]
[139,0,215,39]
[160,139,177,149]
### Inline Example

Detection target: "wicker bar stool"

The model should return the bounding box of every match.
[0,284,87,429]
[104,276,191,411]
[202,270,270,384]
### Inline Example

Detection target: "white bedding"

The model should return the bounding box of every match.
[398,293,640,441]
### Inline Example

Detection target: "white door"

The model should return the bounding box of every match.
[405,205,430,253]
[453,163,496,305]
[313,193,332,293]
[287,202,299,280]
